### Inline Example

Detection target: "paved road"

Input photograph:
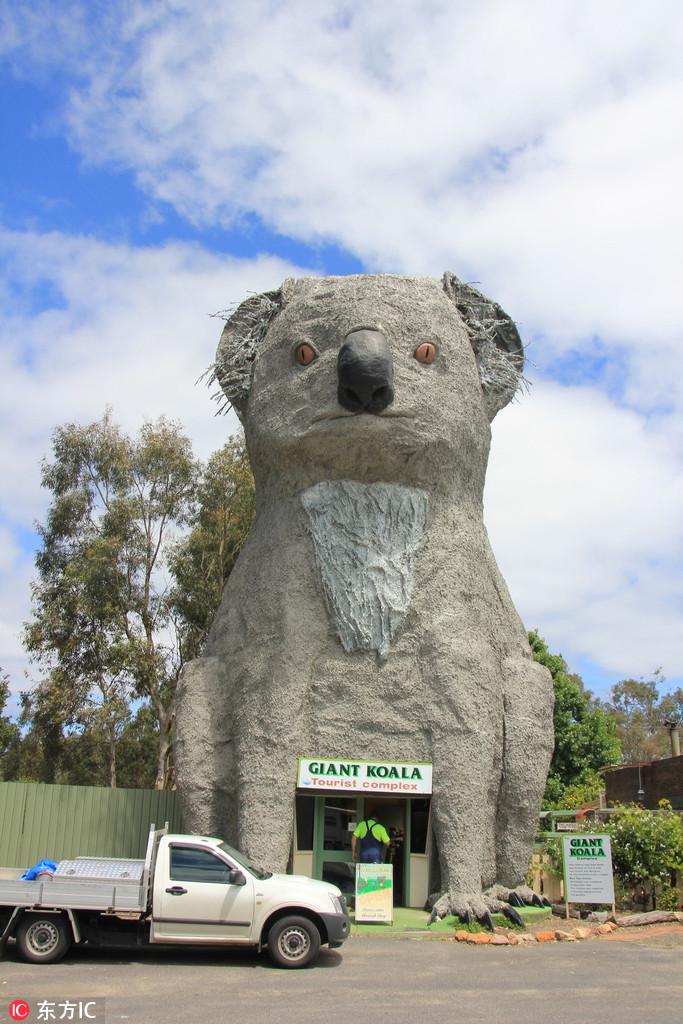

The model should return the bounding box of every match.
[2,933,682,1024]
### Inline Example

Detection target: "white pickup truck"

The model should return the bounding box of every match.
[0,826,349,969]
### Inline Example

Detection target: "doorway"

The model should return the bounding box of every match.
[295,794,432,907]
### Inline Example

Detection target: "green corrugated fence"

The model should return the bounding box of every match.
[0,782,183,868]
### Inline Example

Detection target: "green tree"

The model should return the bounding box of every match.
[170,437,255,661]
[25,413,196,788]
[593,801,683,909]
[0,669,22,781]
[115,703,160,789]
[529,631,621,808]
[605,672,683,763]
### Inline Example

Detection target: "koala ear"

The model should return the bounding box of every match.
[213,289,282,420]
[442,272,524,420]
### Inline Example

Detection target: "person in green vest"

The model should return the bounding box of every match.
[352,814,391,864]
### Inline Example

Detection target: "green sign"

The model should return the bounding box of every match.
[562,834,615,904]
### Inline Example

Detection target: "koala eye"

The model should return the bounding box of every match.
[414,342,437,365]
[294,343,317,366]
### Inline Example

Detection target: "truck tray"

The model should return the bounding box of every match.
[0,825,168,918]
[0,876,146,913]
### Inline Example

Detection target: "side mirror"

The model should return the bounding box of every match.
[229,870,247,886]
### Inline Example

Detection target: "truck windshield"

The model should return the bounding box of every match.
[218,842,273,880]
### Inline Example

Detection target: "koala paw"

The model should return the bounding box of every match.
[429,884,550,930]
[485,884,552,924]
[428,891,497,931]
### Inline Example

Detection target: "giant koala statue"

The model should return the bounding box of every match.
[175,272,554,927]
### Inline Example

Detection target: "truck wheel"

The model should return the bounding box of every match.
[267,916,321,969]
[16,913,71,964]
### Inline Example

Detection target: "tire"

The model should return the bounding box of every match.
[16,913,72,964]
[266,915,321,969]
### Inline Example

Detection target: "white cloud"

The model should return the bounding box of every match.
[29,2,680,350]
[0,228,307,700]
[0,229,303,513]
[5,2,681,410]
[486,383,683,678]
[1,1,683,691]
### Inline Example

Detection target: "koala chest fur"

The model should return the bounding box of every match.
[301,480,428,657]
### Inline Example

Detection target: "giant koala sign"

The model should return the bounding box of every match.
[175,272,554,927]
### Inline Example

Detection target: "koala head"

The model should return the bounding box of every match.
[212,274,524,498]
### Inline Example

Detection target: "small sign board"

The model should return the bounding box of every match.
[562,834,615,905]
[556,822,580,831]
[297,757,432,795]
[355,863,393,923]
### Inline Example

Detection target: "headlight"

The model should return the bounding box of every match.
[329,893,346,914]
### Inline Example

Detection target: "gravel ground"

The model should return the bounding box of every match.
[2,926,683,1024]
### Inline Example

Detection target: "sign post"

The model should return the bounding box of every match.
[562,834,615,919]
[355,863,394,923]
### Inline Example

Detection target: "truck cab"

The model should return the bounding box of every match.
[151,834,349,964]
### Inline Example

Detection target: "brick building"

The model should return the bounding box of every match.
[601,755,683,810]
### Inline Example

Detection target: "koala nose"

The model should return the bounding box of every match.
[337,329,395,414]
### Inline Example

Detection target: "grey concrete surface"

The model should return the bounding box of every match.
[176,273,554,922]
[2,934,683,1024]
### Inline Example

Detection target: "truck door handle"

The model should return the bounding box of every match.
[165,886,188,895]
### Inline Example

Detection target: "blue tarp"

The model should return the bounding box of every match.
[21,859,57,880]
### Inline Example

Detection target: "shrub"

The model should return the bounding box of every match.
[657,885,681,912]
[538,801,683,910]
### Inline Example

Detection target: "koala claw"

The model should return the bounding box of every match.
[503,904,525,928]
[480,910,495,932]
[486,883,549,912]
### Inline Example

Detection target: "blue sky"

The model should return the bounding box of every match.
[1,1,682,711]
[0,70,366,271]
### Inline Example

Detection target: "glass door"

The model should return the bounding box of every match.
[312,795,363,902]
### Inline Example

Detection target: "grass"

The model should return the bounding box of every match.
[349,904,551,934]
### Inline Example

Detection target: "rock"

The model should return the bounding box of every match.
[466,932,491,944]
[573,927,592,940]
[587,911,609,923]
[536,931,556,943]
[554,930,577,941]
[595,923,615,934]
[490,934,510,945]
[453,930,470,942]
[508,932,535,945]
[618,911,681,928]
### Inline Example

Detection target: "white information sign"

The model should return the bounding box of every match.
[297,757,432,795]
[355,863,393,923]
[562,834,615,904]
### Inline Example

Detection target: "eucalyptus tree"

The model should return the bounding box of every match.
[170,437,255,662]
[25,413,196,787]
